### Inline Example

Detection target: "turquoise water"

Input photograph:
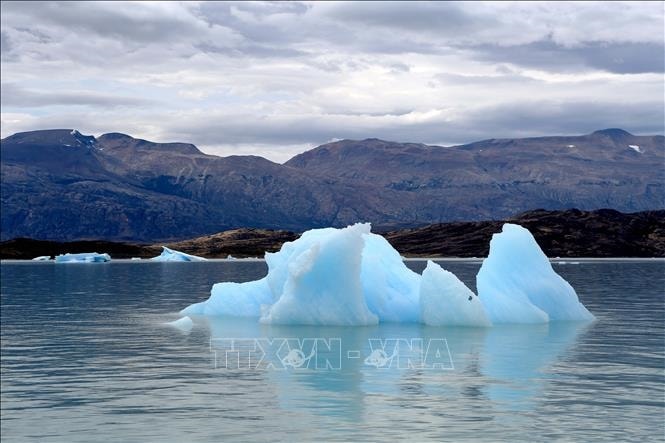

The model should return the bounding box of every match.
[1,260,664,442]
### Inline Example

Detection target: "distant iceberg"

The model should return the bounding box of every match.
[32,255,51,261]
[151,246,207,262]
[55,252,111,263]
[181,223,594,326]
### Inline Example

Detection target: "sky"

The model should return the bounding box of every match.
[1,1,664,162]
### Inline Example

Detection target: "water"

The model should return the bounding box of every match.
[1,260,663,442]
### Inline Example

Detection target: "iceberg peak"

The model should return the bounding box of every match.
[477,223,594,323]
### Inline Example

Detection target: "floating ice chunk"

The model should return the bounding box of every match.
[260,223,378,325]
[182,277,273,317]
[420,261,490,327]
[130,257,142,261]
[182,228,341,319]
[151,246,206,262]
[32,255,51,261]
[181,222,593,327]
[361,233,420,322]
[477,224,594,323]
[166,316,193,332]
[55,252,111,263]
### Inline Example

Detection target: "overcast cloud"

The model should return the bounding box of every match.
[1,1,663,162]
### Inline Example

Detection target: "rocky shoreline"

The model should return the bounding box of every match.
[1,209,663,260]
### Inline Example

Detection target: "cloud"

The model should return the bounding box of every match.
[0,1,663,161]
[2,1,208,44]
[469,40,665,74]
[1,83,156,108]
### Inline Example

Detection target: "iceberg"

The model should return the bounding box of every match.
[476,224,595,323]
[182,277,273,317]
[54,252,111,263]
[361,233,421,323]
[181,222,594,326]
[182,224,419,325]
[260,223,378,325]
[420,260,490,327]
[151,246,207,262]
[32,255,51,261]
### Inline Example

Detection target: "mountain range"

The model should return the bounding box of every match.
[1,128,663,242]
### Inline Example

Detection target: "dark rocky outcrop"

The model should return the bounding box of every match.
[382,208,665,257]
[2,209,662,259]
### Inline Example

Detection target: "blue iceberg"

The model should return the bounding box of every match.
[55,252,111,263]
[420,260,490,327]
[260,223,378,325]
[361,232,421,323]
[151,246,207,262]
[477,223,594,323]
[182,278,273,317]
[180,223,594,326]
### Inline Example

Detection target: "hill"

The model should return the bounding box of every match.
[1,209,662,259]
[1,128,663,241]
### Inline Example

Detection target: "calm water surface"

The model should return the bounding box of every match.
[1,260,664,442]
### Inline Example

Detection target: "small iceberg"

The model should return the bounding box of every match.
[166,316,193,332]
[55,252,111,263]
[32,255,51,261]
[181,223,594,326]
[420,260,490,327]
[151,246,207,262]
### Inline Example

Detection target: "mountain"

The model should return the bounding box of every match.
[1,128,663,241]
[286,130,665,222]
[1,129,398,241]
[1,209,662,259]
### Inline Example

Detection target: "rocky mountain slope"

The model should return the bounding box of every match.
[1,128,663,241]
[287,129,665,222]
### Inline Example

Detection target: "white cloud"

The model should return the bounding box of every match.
[1,1,663,161]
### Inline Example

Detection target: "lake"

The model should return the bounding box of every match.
[1,260,663,442]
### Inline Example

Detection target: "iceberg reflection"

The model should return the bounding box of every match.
[200,316,589,416]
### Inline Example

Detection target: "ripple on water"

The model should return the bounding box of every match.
[1,260,664,441]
